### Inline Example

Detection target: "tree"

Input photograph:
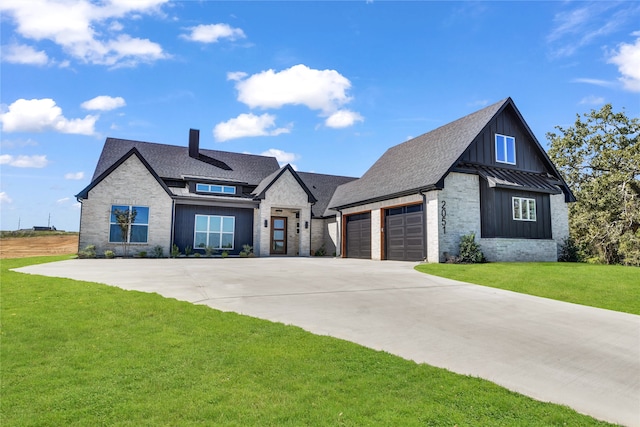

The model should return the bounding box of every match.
[112,207,137,257]
[547,104,639,266]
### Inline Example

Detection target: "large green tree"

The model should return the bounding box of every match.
[547,104,639,266]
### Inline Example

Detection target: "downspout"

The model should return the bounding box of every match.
[170,198,176,255]
[419,190,428,262]
[336,208,342,258]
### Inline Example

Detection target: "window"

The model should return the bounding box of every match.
[109,205,149,243]
[496,134,516,164]
[194,215,235,249]
[195,183,236,195]
[512,197,536,221]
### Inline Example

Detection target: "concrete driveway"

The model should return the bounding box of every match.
[17,257,640,426]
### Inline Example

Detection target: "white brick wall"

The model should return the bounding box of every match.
[78,155,173,256]
[550,193,569,258]
[256,169,312,256]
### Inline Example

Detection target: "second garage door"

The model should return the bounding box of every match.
[385,204,424,261]
[346,212,371,259]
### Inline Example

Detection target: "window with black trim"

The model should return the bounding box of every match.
[496,134,516,164]
[512,197,536,221]
[195,183,236,195]
[109,205,149,243]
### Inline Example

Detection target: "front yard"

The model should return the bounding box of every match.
[1,256,615,426]
[415,262,640,315]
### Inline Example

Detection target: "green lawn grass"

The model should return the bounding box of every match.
[415,262,640,315]
[2,256,614,426]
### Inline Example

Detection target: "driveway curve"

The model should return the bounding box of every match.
[17,257,640,426]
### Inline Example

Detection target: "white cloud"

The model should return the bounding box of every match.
[0,0,170,67]
[0,192,12,204]
[1,43,49,65]
[0,154,48,168]
[579,95,605,105]
[81,95,126,111]
[56,197,70,204]
[227,71,248,81]
[325,110,364,128]
[260,148,299,167]
[233,64,355,114]
[572,78,615,88]
[181,23,246,43]
[608,37,640,92]
[0,98,97,134]
[64,171,85,180]
[214,113,291,142]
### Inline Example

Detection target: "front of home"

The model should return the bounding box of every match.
[76,98,574,262]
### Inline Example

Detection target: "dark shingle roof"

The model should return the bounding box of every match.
[297,172,357,218]
[93,138,280,185]
[328,98,509,209]
[251,165,318,204]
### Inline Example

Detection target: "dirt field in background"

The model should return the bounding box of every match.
[0,235,79,259]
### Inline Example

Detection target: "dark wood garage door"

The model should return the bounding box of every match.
[346,212,371,259]
[385,204,424,261]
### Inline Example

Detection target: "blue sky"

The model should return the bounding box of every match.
[1,1,639,232]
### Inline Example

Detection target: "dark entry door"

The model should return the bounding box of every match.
[346,212,371,259]
[271,217,287,255]
[385,204,424,261]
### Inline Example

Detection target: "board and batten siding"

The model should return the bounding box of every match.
[459,106,547,173]
[479,180,552,239]
[173,204,254,255]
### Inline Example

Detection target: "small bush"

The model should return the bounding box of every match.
[104,250,115,259]
[194,252,201,258]
[138,251,147,258]
[314,245,326,256]
[204,246,216,257]
[184,246,193,257]
[458,233,484,263]
[558,236,582,262]
[78,245,96,259]
[221,251,229,259]
[152,245,164,258]
[239,244,253,257]
[171,244,181,258]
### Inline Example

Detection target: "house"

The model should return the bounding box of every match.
[76,129,356,257]
[327,97,575,262]
[76,97,574,262]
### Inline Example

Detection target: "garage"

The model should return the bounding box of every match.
[385,204,424,261]
[345,212,371,259]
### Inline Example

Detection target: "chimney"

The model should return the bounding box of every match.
[189,128,200,158]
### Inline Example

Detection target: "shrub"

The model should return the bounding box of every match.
[138,251,147,258]
[171,244,181,258]
[104,250,115,259]
[458,233,484,263]
[239,244,253,257]
[152,245,164,258]
[558,236,582,263]
[204,246,216,257]
[221,251,229,259]
[314,245,326,256]
[194,252,201,258]
[78,245,96,259]
[184,246,193,257]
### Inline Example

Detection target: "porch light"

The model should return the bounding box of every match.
[264,219,268,228]
[305,221,309,229]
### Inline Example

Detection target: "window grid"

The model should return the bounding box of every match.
[109,205,149,243]
[512,197,536,221]
[496,134,516,165]
[195,183,236,195]
[194,215,235,249]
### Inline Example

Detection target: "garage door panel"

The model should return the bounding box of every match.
[385,205,424,261]
[346,213,371,259]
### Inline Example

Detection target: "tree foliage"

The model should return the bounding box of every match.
[112,207,137,257]
[547,104,639,266]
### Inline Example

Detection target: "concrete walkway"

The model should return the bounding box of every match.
[17,258,640,426]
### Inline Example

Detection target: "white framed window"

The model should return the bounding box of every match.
[109,205,149,243]
[194,215,235,249]
[496,134,516,164]
[512,197,536,221]
[195,183,236,195]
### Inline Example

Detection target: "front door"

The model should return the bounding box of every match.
[270,217,287,255]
